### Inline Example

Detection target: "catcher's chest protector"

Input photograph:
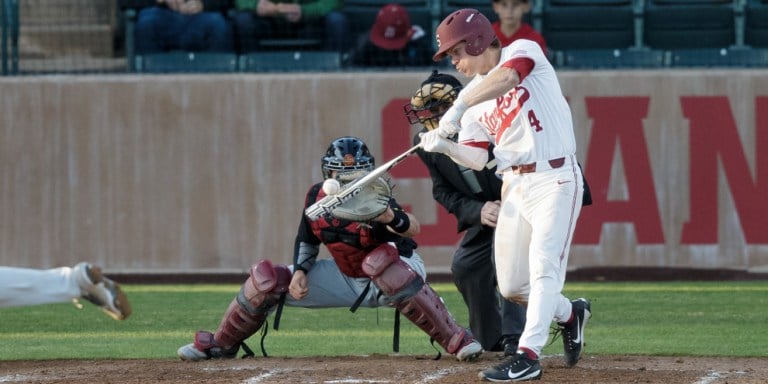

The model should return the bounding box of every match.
[310,217,378,278]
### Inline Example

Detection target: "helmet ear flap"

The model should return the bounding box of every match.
[465,34,489,56]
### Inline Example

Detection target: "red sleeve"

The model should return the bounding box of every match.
[462,141,490,150]
[501,57,535,83]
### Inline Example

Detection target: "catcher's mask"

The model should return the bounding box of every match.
[321,136,376,181]
[404,70,463,130]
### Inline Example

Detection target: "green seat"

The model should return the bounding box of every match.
[1,0,6,75]
[258,38,324,51]
[135,52,238,73]
[238,51,343,72]
[562,48,665,69]
[440,0,500,24]
[745,0,768,48]
[644,0,736,50]
[542,0,636,51]
[1,0,19,75]
[670,48,768,68]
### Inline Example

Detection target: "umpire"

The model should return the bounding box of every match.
[404,70,525,354]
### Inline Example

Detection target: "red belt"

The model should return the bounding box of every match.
[510,157,566,175]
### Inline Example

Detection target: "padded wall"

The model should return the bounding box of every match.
[1,71,767,273]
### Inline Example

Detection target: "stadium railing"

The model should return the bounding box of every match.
[4,0,768,74]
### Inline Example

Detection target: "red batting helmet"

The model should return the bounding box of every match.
[433,8,495,62]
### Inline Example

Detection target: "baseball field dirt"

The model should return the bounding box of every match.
[3,353,766,383]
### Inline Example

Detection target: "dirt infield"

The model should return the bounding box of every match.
[2,353,766,383]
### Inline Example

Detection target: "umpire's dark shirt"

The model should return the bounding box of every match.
[413,130,500,246]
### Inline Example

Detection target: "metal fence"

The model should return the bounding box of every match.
[1,0,767,75]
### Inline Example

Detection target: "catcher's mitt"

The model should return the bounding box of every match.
[329,176,392,222]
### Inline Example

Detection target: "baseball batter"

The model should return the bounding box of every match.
[421,9,591,382]
[177,136,483,363]
[405,71,527,355]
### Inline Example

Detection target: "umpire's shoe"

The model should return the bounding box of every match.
[557,298,591,367]
[177,331,238,361]
[73,262,131,320]
[479,350,542,382]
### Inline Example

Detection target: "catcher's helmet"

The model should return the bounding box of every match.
[404,70,463,130]
[321,136,376,180]
[433,8,495,62]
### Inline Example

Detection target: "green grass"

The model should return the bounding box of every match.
[1,281,766,360]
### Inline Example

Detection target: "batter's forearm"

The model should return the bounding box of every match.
[462,67,520,107]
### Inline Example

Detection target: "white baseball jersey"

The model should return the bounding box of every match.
[458,39,576,172]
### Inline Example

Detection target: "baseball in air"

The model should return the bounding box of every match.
[322,178,342,195]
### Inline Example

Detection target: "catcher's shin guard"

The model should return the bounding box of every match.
[213,260,291,349]
[362,244,477,357]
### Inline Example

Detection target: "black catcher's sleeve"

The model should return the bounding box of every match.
[293,184,323,273]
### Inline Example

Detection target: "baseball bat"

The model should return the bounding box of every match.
[304,144,421,220]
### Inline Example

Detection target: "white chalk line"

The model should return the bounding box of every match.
[0,374,40,383]
[694,370,748,384]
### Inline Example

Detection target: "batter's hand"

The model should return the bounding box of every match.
[289,270,309,300]
[480,200,500,227]
[437,97,468,138]
[419,130,455,154]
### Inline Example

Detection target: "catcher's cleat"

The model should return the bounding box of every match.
[479,351,542,382]
[177,331,239,361]
[73,262,132,320]
[557,298,591,367]
[456,338,483,362]
[177,343,238,361]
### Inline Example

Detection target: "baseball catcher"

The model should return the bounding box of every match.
[177,136,483,362]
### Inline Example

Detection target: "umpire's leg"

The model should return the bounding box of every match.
[451,231,503,351]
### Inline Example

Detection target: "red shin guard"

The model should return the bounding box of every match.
[213,260,291,349]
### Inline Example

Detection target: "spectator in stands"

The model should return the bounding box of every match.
[133,0,234,54]
[491,0,546,52]
[233,0,349,53]
[349,3,431,67]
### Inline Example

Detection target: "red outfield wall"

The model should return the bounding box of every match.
[0,71,766,274]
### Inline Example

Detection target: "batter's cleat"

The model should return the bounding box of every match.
[177,331,239,361]
[73,262,132,320]
[479,351,542,382]
[557,298,591,367]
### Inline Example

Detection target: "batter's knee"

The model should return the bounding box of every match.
[498,283,529,306]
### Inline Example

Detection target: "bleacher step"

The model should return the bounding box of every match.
[19,24,114,58]
[17,0,116,59]
[20,0,114,25]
